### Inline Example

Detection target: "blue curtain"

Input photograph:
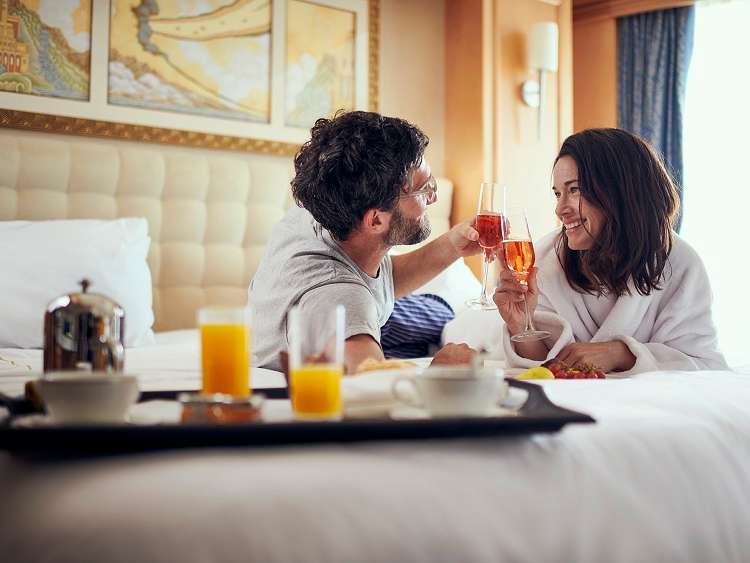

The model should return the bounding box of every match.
[617,7,695,231]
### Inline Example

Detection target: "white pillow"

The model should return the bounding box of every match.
[0,218,155,348]
[442,308,506,359]
[424,260,505,357]
[413,258,483,315]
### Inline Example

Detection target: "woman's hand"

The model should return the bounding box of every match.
[492,245,540,336]
[555,340,636,373]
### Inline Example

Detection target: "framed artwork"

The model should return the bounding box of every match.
[0,0,378,155]
[109,0,272,123]
[0,0,92,100]
[285,0,355,128]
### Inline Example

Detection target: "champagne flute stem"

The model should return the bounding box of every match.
[521,289,540,333]
[480,252,491,302]
[522,292,532,333]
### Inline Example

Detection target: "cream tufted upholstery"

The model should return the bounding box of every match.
[0,129,454,331]
[0,130,294,331]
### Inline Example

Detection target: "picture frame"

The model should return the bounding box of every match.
[0,0,379,156]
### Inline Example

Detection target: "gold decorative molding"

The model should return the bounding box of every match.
[369,0,380,112]
[0,109,301,155]
[573,0,695,23]
[0,0,381,155]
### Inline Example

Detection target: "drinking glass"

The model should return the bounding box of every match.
[288,305,345,420]
[466,182,506,310]
[500,209,551,342]
[198,307,252,396]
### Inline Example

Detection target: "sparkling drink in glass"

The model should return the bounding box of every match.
[466,182,506,310]
[501,209,551,342]
[475,212,503,249]
[503,239,536,282]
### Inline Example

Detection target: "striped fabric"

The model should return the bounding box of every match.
[381,294,455,359]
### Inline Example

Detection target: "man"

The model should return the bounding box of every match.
[250,111,479,372]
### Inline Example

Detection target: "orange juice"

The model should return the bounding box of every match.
[200,324,250,396]
[290,363,343,419]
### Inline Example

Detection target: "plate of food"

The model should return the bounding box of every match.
[513,361,607,380]
[354,358,424,374]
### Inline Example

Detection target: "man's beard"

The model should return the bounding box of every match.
[384,205,431,246]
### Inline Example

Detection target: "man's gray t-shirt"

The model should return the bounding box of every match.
[249,206,395,370]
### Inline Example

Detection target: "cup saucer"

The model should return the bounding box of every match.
[10,414,53,428]
[10,414,133,428]
[389,405,516,420]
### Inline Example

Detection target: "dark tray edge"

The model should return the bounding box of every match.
[0,380,595,454]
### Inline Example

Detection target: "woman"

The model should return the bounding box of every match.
[494,128,727,374]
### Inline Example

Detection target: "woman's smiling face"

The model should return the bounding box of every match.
[552,156,605,251]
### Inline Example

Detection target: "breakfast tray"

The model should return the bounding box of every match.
[0,380,594,453]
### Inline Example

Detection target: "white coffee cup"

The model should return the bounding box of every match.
[391,366,507,417]
[37,372,139,424]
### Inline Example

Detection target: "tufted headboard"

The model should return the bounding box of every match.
[0,129,454,331]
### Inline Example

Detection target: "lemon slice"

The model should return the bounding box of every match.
[516,366,555,380]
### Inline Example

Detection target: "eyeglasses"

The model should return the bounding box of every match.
[404,175,438,199]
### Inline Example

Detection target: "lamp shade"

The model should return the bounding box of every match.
[529,22,558,72]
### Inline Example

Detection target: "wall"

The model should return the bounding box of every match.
[570,0,695,131]
[379,0,446,176]
[573,0,694,22]
[0,0,586,284]
[0,1,447,180]
[446,0,574,277]
[444,0,484,277]
[573,17,617,130]
[495,0,571,238]
[4,0,585,284]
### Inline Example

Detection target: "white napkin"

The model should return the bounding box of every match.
[343,370,419,419]
[128,400,183,424]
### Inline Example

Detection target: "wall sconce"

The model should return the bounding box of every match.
[521,22,559,139]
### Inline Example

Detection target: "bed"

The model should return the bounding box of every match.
[1,129,749,563]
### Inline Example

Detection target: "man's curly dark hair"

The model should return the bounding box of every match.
[291,111,429,241]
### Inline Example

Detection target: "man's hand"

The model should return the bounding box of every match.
[446,221,481,258]
[555,340,636,373]
[392,221,480,297]
[430,343,477,366]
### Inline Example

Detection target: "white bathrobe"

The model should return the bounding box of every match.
[500,231,728,376]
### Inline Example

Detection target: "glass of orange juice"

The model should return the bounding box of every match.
[198,307,252,397]
[288,305,345,420]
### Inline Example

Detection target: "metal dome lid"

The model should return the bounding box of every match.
[46,279,124,319]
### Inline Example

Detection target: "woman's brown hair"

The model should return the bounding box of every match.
[554,128,680,296]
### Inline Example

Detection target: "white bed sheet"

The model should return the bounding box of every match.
[1,370,750,562]
[0,330,285,398]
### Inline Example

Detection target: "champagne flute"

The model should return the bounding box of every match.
[501,208,551,342]
[466,182,506,310]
